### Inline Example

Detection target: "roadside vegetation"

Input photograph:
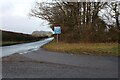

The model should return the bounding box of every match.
[31,1,119,56]
[43,40,119,56]
[0,30,48,46]
[2,42,24,46]
[30,1,119,43]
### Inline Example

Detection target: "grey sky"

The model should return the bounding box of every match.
[0,0,119,34]
[0,0,53,34]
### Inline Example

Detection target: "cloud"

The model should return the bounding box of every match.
[1,15,53,34]
[0,0,53,34]
[0,0,34,17]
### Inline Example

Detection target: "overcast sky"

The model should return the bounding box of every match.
[0,0,53,34]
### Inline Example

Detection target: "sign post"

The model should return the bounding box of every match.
[57,34,58,43]
[54,26,61,43]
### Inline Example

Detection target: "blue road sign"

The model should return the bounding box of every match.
[54,27,61,34]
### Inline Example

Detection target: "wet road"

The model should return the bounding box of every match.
[2,48,118,78]
[1,37,54,57]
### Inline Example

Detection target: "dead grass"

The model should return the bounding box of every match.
[43,41,119,56]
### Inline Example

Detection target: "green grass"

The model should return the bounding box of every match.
[42,41,119,56]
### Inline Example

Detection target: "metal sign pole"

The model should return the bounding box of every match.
[54,26,61,43]
[57,34,58,43]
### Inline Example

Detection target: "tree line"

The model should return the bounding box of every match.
[30,1,119,43]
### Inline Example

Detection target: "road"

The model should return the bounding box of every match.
[2,48,118,78]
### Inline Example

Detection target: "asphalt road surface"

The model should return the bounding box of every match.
[2,48,118,78]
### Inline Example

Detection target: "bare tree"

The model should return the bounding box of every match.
[30,1,118,43]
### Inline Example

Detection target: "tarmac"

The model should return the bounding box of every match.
[2,48,118,78]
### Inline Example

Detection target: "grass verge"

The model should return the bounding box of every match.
[1,41,26,46]
[42,41,119,56]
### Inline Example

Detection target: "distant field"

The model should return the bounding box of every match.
[0,30,48,46]
[43,41,119,56]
